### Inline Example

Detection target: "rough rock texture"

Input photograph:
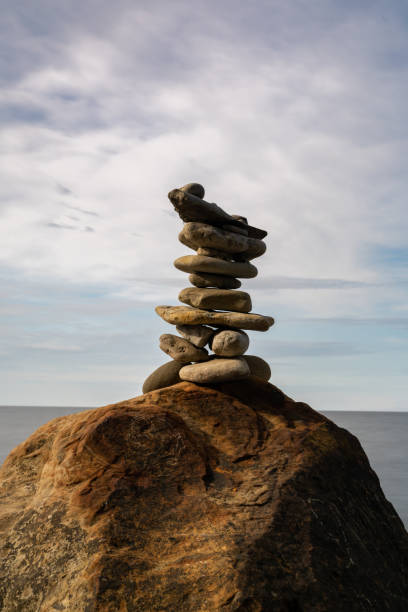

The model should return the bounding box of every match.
[156,305,274,331]
[179,287,252,313]
[179,357,250,383]
[174,255,258,279]
[1,380,407,612]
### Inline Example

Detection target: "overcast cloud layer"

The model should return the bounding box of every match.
[1,0,407,409]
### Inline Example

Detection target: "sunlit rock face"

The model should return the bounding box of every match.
[0,378,407,611]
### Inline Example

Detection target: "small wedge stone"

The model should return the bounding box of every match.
[179,357,250,383]
[211,330,249,356]
[243,355,271,381]
[142,361,184,394]
[189,273,241,289]
[176,324,214,348]
[174,255,257,279]
[179,287,252,313]
[159,334,209,363]
[179,222,266,259]
[156,305,274,331]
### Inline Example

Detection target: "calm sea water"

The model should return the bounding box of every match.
[0,407,406,529]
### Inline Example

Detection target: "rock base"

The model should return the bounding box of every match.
[1,379,407,611]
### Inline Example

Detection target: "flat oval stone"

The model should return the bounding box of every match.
[179,287,252,313]
[142,361,184,394]
[243,355,271,381]
[180,183,205,199]
[179,222,266,259]
[176,324,214,348]
[211,330,249,356]
[179,357,250,384]
[174,255,258,279]
[156,306,274,331]
[189,273,241,290]
[159,334,209,363]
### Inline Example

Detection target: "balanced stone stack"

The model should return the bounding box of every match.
[142,183,274,393]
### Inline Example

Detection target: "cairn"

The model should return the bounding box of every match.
[143,183,274,392]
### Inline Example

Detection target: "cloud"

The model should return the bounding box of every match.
[301,317,408,327]
[250,276,370,290]
[46,222,95,232]
[62,203,100,217]
[267,340,373,358]
[1,0,408,405]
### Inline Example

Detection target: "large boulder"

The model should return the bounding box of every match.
[0,379,407,611]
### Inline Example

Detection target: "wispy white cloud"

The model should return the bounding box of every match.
[1,0,407,406]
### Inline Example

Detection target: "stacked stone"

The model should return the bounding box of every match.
[142,183,274,393]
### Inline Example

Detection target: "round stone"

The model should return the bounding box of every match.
[211,330,249,357]
[179,357,250,384]
[159,334,209,363]
[180,183,205,199]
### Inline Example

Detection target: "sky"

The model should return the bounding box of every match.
[1,0,407,410]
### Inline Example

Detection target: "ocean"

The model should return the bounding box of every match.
[0,406,406,529]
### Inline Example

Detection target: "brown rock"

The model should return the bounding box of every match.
[179,357,250,383]
[196,247,232,260]
[156,305,274,331]
[142,360,184,393]
[222,223,249,236]
[174,255,258,279]
[179,222,266,260]
[1,380,407,611]
[176,324,214,348]
[189,272,241,289]
[211,329,249,356]
[179,287,252,313]
[179,182,205,199]
[169,188,267,239]
[159,333,208,362]
[243,355,271,381]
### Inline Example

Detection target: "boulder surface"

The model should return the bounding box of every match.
[0,379,407,611]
